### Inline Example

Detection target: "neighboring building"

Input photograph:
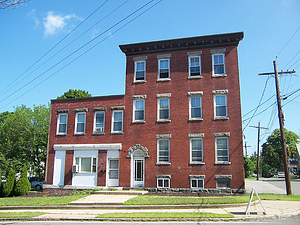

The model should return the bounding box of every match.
[45,32,245,193]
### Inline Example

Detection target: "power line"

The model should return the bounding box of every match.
[0,0,156,105]
[0,0,163,110]
[0,0,109,96]
[1,0,130,101]
[277,26,300,57]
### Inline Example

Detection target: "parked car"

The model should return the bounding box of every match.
[277,172,285,178]
[265,173,275,178]
[28,177,44,191]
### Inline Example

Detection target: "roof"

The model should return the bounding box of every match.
[119,32,244,56]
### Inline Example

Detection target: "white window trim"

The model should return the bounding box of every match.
[75,112,86,135]
[188,55,201,78]
[157,178,170,189]
[134,60,146,82]
[111,110,123,134]
[189,96,202,120]
[212,53,226,77]
[190,178,204,189]
[158,58,170,80]
[93,111,105,134]
[74,157,97,173]
[57,113,68,135]
[157,98,170,122]
[190,138,203,163]
[215,137,230,163]
[214,94,228,119]
[133,99,145,122]
[157,138,170,164]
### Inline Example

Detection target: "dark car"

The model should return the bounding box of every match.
[265,173,275,178]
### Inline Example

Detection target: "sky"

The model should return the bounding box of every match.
[1,0,300,157]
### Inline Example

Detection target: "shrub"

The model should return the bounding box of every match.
[14,165,31,196]
[2,168,15,197]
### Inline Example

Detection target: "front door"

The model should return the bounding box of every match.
[133,158,144,188]
[107,159,119,187]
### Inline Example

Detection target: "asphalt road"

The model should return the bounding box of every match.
[260,178,300,195]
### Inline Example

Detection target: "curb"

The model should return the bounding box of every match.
[0,211,299,222]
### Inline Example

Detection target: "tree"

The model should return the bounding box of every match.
[57,89,91,99]
[244,155,256,178]
[2,168,15,197]
[0,0,30,9]
[0,105,50,177]
[14,165,31,196]
[261,128,299,174]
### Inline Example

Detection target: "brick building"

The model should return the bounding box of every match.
[45,32,245,193]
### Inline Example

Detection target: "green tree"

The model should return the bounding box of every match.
[244,156,256,178]
[14,165,31,196]
[0,105,49,177]
[2,168,15,197]
[261,128,299,173]
[57,89,91,99]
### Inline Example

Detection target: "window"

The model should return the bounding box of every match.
[191,179,204,189]
[57,114,67,135]
[158,58,170,79]
[135,61,146,81]
[190,138,203,162]
[157,178,170,188]
[112,110,123,133]
[189,96,202,119]
[214,95,227,117]
[189,56,201,77]
[133,100,145,121]
[75,112,86,134]
[75,157,97,173]
[212,53,225,75]
[94,111,105,133]
[216,178,230,189]
[158,98,170,121]
[158,139,170,163]
[216,137,229,162]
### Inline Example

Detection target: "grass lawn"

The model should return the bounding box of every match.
[96,212,234,219]
[0,194,88,207]
[0,193,299,207]
[0,212,44,218]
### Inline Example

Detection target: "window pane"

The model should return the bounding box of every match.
[215,96,225,106]
[135,100,144,110]
[160,59,169,69]
[217,139,227,149]
[158,179,163,187]
[114,112,122,121]
[164,179,169,188]
[136,61,145,71]
[81,158,91,172]
[135,111,144,120]
[59,124,66,133]
[216,106,226,117]
[77,123,84,133]
[77,113,85,122]
[96,113,104,123]
[114,122,122,131]
[60,114,67,123]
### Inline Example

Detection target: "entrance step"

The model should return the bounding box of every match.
[93,190,148,195]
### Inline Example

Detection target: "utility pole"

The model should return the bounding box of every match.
[250,122,268,180]
[244,142,251,156]
[258,59,295,195]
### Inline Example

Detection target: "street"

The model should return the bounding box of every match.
[260,178,300,195]
[0,216,299,224]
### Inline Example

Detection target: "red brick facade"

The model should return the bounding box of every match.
[45,32,245,192]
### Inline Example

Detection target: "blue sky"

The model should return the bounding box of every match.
[1,0,299,156]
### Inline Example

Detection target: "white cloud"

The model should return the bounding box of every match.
[43,11,76,36]
[28,9,40,26]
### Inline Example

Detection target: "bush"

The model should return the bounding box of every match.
[2,168,15,197]
[14,165,31,196]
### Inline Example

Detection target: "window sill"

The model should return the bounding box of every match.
[212,74,227,78]
[111,132,124,135]
[74,133,85,136]
[189,162,205,165]
[92,132,105,135]
[188,76,202,80]
[156,162,171,166]
[214,162,231,165]
[157,119,171,123]
[133,80,146,84]
[214,117,229,121]
[157,78,171,82]
[132,120,146,124]
[56,133,66,136]
[188,118,203,122]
